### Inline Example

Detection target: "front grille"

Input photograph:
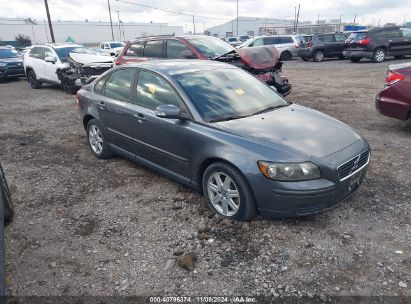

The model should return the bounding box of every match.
[338,150,369,180]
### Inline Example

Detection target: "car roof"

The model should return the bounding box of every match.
[130,34,218,43]
[31,43,83,49]
[121,59,236,76]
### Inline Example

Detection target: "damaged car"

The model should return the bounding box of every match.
[115,35,291,96]
[24,43,114,94]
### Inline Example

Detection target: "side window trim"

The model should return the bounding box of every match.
[99,68,138,103]
[135,68,192,117]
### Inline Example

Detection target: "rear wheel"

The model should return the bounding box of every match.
[372,48,386,63]
[27,70,42,89]
[280,51,292,61]
[202,162,256,221]
[86,119,113,159]
[350,57,362,63]
[313,50,325,62]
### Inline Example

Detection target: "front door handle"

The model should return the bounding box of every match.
[133,113,146,122]
[99,102,107,109]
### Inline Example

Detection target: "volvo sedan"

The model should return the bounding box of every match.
[77,60,370,221]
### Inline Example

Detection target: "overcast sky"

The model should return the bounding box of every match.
[1,0,410,31]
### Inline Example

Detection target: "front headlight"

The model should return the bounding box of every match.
[257,161,321,181]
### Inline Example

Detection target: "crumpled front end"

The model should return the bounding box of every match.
[57,53,114,94]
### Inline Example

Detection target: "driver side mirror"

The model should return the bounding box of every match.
[181,50,197,59]
[45,56,56,64]
[156,104,185,119]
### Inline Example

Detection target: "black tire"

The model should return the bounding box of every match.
[0,165,14,223]
[27,70,42,89]
[372,48,386,63]
[86,119,113,159]
[280,51,292,61]
[301,57,309,61]
[338,54,346,60]
[350,57,362,63]
[202,162,256,221]
[313,50,325,62]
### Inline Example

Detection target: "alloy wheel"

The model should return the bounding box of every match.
[207,172,240,216]
[375,50,385,62]
[88,125,103,154]
[315,51,324,62]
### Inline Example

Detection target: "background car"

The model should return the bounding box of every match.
[376,62,411,120]
[238,35,251,42]
[225,36,242,47]
[0,162,14,297]
[0,47,25,81]
[78,60,369,220]
[298,32,348,62]
[238,35,300,61]
[344,26,411,63]
[115,35,291,96]
[23,43,114,94]
[99,41,125,57]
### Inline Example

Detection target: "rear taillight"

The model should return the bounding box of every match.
[359,38,370,45]
[295,44,299,48]
[385,70,405,85]
[307,42,313,48]
[114,58,121,65]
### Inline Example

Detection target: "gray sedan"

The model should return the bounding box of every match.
[77,60,370,221]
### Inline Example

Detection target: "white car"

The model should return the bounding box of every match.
[238,35,300,60]
[99,41,125,57]
[23,43,114,94]
[225,37,242,47]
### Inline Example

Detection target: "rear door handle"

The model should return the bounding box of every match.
[133,113,146,122]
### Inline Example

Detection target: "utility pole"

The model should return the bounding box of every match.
[339,15,343,32]
[378,18,381,27]
[44,0,55,43]
[294,7,297,33]
[296,4,300,34]
[192,15,196,34]
[236,0,239,36]
[116,11,123,41]
[317,14,320,33]
[353,13,357,24]
[43,19,49,42]
[107,0,115,41]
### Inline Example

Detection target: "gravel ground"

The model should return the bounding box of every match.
[0,57,410,300]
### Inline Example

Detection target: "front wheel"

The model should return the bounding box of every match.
[280,51,292,61]
[202,162,256,221]
[86,119,113,159]
[373,48,386,63]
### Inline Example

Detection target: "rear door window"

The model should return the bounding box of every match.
[144,40,164,58]
[104,69,135,102]
[166,40,192,59]
[30,47,45,60]
[401,28,411,38]
[318,34,335,42]
[251,38,264,46]
[335,34,347,42]
[126,42,144,57]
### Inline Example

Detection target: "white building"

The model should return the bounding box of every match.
[0,18,184,44]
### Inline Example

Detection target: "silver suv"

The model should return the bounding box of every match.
[238,35,300,60]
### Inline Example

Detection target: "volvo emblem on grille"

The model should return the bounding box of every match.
[351,155,361,173]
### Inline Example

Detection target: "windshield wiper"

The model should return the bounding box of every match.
[211,49,238,60]
[251,104,289,116]
[208,114,249,123]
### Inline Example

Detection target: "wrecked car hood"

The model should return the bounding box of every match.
[236,46,280,70]
[68,53,114,65]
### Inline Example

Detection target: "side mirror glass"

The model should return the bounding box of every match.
[155,104,182,119]
[45,56,56,64]
[181,50,197,59]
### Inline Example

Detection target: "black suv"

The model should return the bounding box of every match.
[344,27,411,63]
[298,33,348,62]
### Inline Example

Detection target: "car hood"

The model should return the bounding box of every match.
[68,53,114,65]
[0,57,23,64]
[211,104,361,158]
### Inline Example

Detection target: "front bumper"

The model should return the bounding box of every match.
[0,67,25,79]
[343,50,373,59]
[247,141,370,218]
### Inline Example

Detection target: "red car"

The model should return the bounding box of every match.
[376,62,411,120]
[115,35,291,96]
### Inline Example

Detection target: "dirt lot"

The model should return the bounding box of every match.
[0,58,410,300]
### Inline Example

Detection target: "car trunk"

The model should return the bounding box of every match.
[345,32,369,50]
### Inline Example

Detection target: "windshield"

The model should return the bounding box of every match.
[70,47,95,54]
[174,68,288,122]
[55,46,86,62]
[0,49,20,59]
[348,32,368,41]
[109,42,124,48]
[186,37,234,58]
